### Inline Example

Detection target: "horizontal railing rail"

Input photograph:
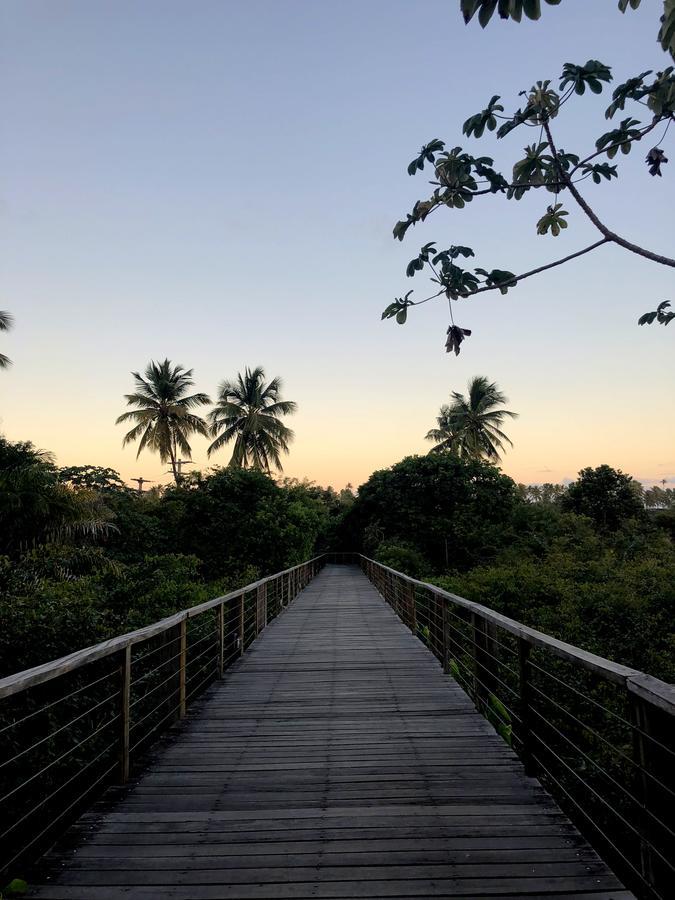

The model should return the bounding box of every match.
[0,555,325,878]
[359,555,674,900]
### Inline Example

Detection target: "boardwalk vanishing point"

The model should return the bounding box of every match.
[27,564,633,899]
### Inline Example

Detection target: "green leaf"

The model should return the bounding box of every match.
[595,117,642,158]
[462,0,562,27]
[536,203,569,236]
[475,267,518,294]
[396,308,408,325]
[4,881,28,897]
[463,95,504,138]
[407,139,445,176]
[560,60,612,96]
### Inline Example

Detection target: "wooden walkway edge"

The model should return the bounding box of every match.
[29,564,633,899]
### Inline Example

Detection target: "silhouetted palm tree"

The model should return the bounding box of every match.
[0,311,13,369]
[208,366,297,472]
[116,359,210,483]
[425,376,517,462]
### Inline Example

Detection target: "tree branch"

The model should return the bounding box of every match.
[463,238,610,297]
[409,238,610,306]
[544,120,675,268]
[570,117,666,175]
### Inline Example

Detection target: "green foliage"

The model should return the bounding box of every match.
[536,203,569,236]
[462,95,504,138]
[435,529,675,682]
[560,60,612,95]
[0,438,116,556]
[0,440,339,675]
[387,6,675,350]
[461,1,675,62]
[58,465,128,493]
[345,453,520,572]
[461,1,562,28]
[487,693,513,746]
[374,542,427,579]
[162,467,328,579]
[425,376,517,462]
[116,359,211,483]
[560,465,646,531]
[207,366,297,471]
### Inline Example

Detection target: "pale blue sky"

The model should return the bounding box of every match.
[1,0,673,488]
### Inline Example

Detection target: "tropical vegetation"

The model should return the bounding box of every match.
[208,366,297,471]
[0,311,12,369]
[116,359,210,484]
[425,375,517,461]
[0,436,348,678]
[342,456,675,683]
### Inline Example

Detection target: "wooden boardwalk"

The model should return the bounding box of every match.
[31,565,632,899]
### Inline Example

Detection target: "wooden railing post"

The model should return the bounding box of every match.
[256,583,266,635]
[216,603,224,678]
[409,583,417,635]
[239,594,245,656]
[118,645,131,783]
[471,614,496,711]
[518,638,535,776]
[629,694,656,887]
[441,599,450,674]
[178,619,187,719]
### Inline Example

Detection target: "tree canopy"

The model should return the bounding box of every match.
[560,464,647,530]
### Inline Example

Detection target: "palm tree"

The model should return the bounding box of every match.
[0,310,13,369]
[425,375,517,462]
[116,359,210,483]
[208,366,297,472]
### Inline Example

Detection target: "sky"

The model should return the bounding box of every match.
[1,0,673,491]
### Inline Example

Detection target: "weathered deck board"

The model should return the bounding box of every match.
[30,565,632,899]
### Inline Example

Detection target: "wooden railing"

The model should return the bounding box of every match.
[359,555,675,900]
[0,555,325,877]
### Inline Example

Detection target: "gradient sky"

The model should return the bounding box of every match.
[1,0,673,491]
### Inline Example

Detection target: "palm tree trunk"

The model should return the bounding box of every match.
[168,435,179,485]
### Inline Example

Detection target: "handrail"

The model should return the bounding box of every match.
[358,555,675,710]
[0,555,326,700]
[358,554,675,900]
[0,554,326,877]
